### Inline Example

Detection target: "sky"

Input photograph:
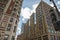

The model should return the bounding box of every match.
[16,0,60,35]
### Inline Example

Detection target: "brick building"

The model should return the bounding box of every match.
[0,0,23,40]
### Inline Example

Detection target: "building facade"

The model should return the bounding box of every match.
[36,1,60,40]
[0,0,23,40]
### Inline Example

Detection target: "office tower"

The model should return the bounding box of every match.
[36,1,60,40]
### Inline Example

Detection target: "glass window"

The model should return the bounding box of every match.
[49,8,54,12]
[11,36,15,40]
[6,24,12,31]
[13,8,16,11]
[43,35,48,40]
[0,8,3,13]
[15,4,18,7]
[38,37,41,40]
[50,35,54,40]
[4,34,9,40]
[10,18,13,22]
[18,11,20,14]
[15,20,17,24]
[16,0,19,4]
[17,15,19,18]
[13,26,16,32]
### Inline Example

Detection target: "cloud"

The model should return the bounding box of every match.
[17,3,39,35]
[31,3,39,13]
[20,7,31,19]
[50,3,54,7]
[20,3,39,19]
[49,1,60,12]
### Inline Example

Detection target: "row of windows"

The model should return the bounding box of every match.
[34,35,48,40]
[48,28,60,35]
[6,17,17,32]
[6,24,17,32]
[50,36,60,40]
[10,17,18,24]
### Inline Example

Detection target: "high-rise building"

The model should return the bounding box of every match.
[36,1,60,40]
[0,0,23,40]
[29,13,34,40]
[17,20,30,40]
[17,13,35,40]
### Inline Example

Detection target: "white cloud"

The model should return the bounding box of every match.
[20,3,39,19]
[17,3,39,35]
[21,7,31,19]
[31,3,39,13]
[50,3,54,7]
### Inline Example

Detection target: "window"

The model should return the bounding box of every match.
[50,36,54,40]
[0,8,3,13]
[4,34,9,40]
[49,8,54,12]
[16,1,19,4]
[11,36,15,40]
[58,36,60,40]
[12,13,15,16]
[13,8,16,11]
[38,37,41,40]
[2,4,5,8]
[43,35,48,40]
[15,4,18,7]
[18,11,20,14]
[10,18,13,22]
[15,20,17,24]
[50,13,57,23]
[13,26,16,32]
[6,24,12,31]
[17,15,19,18]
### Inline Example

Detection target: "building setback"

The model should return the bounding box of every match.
[0,0,23,40]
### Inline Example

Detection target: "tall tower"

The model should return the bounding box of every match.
[36,1,60,40]
[30,13,35,40]
[0,0,23,40]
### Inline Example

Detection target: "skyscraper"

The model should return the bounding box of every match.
[0,0,23,40]
[36,1,60,40]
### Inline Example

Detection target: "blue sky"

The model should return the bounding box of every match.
[17,0,60,35]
